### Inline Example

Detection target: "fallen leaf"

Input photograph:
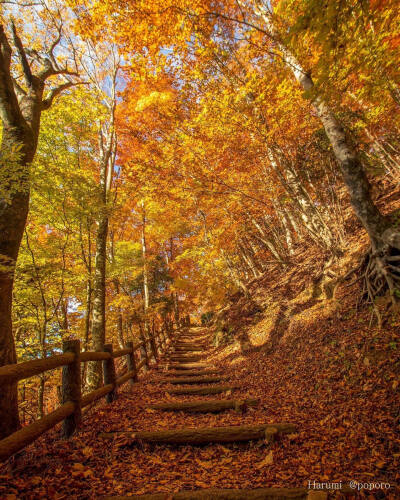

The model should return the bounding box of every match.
[257,450,273,468]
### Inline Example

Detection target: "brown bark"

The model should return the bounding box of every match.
[252,4,390,251]
[87,111,117,391]
[103,487,309,499]
[98,422,296,445]
[0,22,81,438]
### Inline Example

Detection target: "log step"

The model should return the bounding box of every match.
[173,346,207,350]
[148,398,259,413]
[167,363,213,370]
[172,347,203,351]
[103,488,311,499]
[168,356,203,361]
[99,422,296,445]
[163,376,228,385]
[164,369,220,377]
[168,385,237,395]
[171,350,203,354]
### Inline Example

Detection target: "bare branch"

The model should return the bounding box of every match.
[0,1,42,6]
[41,80,82,110]
[48,21,63,69]
[12,77,26,99]
[11,20,33,87]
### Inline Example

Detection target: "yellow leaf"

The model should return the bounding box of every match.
[72,463,85,471]
[195,458,214,469]
[257,450,273,468]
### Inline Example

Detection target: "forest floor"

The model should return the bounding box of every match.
[1,190,400,499]
[0,315,399,498]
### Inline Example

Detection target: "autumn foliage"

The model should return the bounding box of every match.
[0,0,400,497]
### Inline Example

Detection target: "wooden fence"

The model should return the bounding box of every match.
[0,326,175,463]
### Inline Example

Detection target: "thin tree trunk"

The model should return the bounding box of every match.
[170,238,180,325]
[274,202,294,255]
[87,128,116,390]
[141,202,151,339]
[251,2,391,250]
[249,215,287,265]
[86,204,108,390]
[37,374,45,419]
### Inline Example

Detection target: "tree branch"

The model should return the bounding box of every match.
[11,21,34,87]
[0,23,24,127]
[41,80,84,110]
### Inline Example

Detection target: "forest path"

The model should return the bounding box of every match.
[100,327,323,500]
[2,326,331,499]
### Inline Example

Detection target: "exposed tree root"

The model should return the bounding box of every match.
[359,246,400,327]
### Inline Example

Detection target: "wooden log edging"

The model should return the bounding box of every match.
[149,398,259,413]
[165,369,220,377]
[98,423,297,445]
[163,376,228,385]
[167,363,213,370]
[102,487,311,499]
[168,385,238,395]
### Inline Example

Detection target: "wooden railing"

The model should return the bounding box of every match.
[0,326,174,462]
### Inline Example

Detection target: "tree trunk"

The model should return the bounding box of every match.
[84,279,92,351]
[0,126,35,439]
[113,279,125,349]
[170,238,180,325]
[0,21,81,438]
[86,205,108,390]
[274,202,294,255]
[249,215,287,265]
[253,3,390,250]
[37,374,45,419]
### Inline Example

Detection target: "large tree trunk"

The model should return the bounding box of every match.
[0,128,35,438]
[0,21,80,438]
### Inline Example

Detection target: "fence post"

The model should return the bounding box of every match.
[159,329,165,351]
[149,328,158,362]
[62,339,82,438]
[155,328,162,352]
[103,344,117,403]
[139,339,149,371]
[126,341,137,387]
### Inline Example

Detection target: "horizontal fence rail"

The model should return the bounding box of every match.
[0,324,179,463]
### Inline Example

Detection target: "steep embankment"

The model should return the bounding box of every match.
[208,191,400,494]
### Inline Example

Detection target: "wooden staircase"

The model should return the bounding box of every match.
[102,328,327,500]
